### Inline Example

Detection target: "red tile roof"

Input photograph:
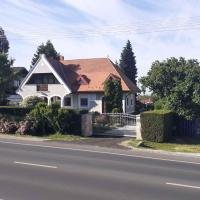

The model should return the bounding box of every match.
[48,58,139,93]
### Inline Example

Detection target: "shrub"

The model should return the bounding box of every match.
[141,110,174,142]
[16,120,37,135]
[0,118,19,134]
[27,102,54,135]
[95,115,108,126]
[57,109,80,134]
[112,108,121,113]
[22,96,45,108]
[0,106,30,117]
[27,102,88,135]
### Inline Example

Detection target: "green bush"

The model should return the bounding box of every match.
[22,96,45,108]
[27,102,53,135]
[27,102,88,136]
[112,108,121,113]
[0,106,31,117]
[141,110,174,142]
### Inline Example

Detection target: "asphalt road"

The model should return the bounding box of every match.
[0,139,200,200]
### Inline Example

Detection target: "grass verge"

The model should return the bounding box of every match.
[127,136,200,153]
[46,133,84,141]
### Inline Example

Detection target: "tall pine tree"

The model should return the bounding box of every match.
[0,27,13,105]
[0,27,9,53]
[31,40,59,67]
[119,40,137,84]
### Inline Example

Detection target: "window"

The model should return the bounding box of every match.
[27,73,59,84]
[131,99,133,105]
[126,98,129,106]
[64,97,71,107]
[80,98,88,107]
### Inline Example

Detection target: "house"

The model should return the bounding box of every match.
[7,67,28,105]
[17,54,139,113]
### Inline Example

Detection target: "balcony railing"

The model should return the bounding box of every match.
[37,84,48,91]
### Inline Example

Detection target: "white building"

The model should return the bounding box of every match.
[17,54,139,113]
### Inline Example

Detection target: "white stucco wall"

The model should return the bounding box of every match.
[73,93,103,113]
[18,84,69,100]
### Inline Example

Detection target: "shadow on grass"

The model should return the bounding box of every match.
[168,136,200,145]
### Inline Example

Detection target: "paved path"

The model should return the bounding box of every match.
[0,138,199,200]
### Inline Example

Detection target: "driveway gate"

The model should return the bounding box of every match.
[93,113,137,137]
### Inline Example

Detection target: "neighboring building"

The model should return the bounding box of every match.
[17,54,139,113]
[7,67,28,105]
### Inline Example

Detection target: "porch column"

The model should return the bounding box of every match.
[47,98,51,106]
[61,97,64,108]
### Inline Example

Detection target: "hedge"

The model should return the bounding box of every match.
[141,110,174,142]
[0,106,31,117]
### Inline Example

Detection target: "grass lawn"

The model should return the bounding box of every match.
[128,136,200,153]
[46,133,85,141]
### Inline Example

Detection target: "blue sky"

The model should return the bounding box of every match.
[1,0,200,78]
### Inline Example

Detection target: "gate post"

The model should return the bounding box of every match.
[81,113,93,137]
[136,115,142,140]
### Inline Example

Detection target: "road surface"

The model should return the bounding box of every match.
[0,139,199,200]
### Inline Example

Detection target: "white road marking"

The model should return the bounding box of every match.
[14,161,57,169]
[166,182,200,189]
[0,140,200,165]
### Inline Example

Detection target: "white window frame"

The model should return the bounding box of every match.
[80,97,89,108]
[64,96,72,107]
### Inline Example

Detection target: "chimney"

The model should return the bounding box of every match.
[59,55,64,61]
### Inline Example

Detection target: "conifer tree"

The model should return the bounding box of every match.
[31,40,59,67]
[0,27,9,53]
[119,40,137,84]
[0,27,13,105]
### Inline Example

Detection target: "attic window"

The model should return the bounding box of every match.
[77,75,89,85]
[104,73,121,83]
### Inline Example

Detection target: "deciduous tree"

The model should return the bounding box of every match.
[140,57,200,119]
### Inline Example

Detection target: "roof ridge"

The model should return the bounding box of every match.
[62,57,108,62]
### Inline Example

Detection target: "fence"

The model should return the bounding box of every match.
[176,118,200,136]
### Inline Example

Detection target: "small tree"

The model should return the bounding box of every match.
[104,79,115,112]
[31,40,59,67]
[113,79,123,112]
[119,40,137,84]
[104,79,123,113]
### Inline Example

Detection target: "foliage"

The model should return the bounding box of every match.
[0,53,13,105]
[22,96,45,108]
[0,106,30,117]
[27,102,87,135]
[0,27,9,53]
[119,40,137,84]
[104,79,123,113]
[154,99,168,110]
[141,110,174,142]
[140,57,200,119]
[112,108,121,113]
[31,40,59,67]
[27,102,52,135]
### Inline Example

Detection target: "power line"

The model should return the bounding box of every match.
[1,16,200,40]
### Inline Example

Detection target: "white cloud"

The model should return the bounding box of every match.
[1,0,200,79]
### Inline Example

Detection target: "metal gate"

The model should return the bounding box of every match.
[93,113,136,137]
